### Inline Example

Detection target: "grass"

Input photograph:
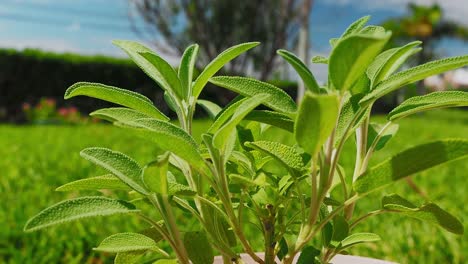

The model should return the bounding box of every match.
[0,110,466,264]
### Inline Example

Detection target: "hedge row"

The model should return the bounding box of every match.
[1,48,299,122]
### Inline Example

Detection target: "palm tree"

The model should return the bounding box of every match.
[382,3,468,95]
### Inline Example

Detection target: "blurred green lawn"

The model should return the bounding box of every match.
[0,109,466,264]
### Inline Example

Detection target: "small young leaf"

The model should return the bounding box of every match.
[341,15,371,38]
[183,231,214,264]
[244,110,294,132]
[90,107,151,123]
[295,92,340,155]
[329,31,391,91]
[192,42,259,98]
[367,41,421,88]
[95,232,158,253]
[197,99,222,119]
[277,49,320,93]
[24,197,138,232]
[207,97,246,133]
[359,25,385,34]
[311,55,328,64]
[360,55,468,106]
[178,44,199,97]
[339,233,380,249]
[112,40,184,101]
[56,174,130,192]
[354,139,468,194]
[382,194,464,234]
[245,141,305,177]
[120,118,207,174]
[333,93,370,147]
[388,91,468,121]
[65,82,168,121]
[367,122,399,151]
[80,148,148,195]
[209,76,297,114]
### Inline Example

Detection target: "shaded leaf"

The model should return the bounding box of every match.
[209,76,297,114]
[333,93,370,147]
[367,122,399,151]
[354,139,468,194]
[388,91,468,121]
[95,232,158,253]
[297,246,321,264]
[80,148,147,195]
[183,231,214,264]
[24,197,138,232]
[339,233,380,249]
[114,251,145,264]
[382,194,464,234]
[65,82,168,121]
[192,42,259,98]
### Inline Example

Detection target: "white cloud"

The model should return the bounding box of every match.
[324,0,468,26]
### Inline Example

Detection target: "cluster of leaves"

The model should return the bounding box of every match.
[25,16,468,264]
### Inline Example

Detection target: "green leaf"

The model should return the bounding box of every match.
[167,172,196,197]
[140,52,184,100]
[210,76,297,114]
[80,148,148,195]
[183,231,214,264]
[114,251,144,264]
[199,198,237,248]
[341,15,371,38]
[329,32,391,91]
[311,55,328,64]
[354,139,468,194]
[192,42,259,98]
[178,44,199,97]
[297,246,321,264]
[333,93,370,147]
[65,82,168,121]
[359,25,385,34]
[331,216,349,244]
[143,153,170,195]
[388,91,468,121]
[339,233,380,249]
[382,194,464,234]
[360,55,468,106]
[245,141,305,177]
[367,41,422,88]
[90,107,151,123]
[244,110,294,132]
[295,92,340,155]
[197,99,222,119]
[24,197,138,232]
[112,40,183,101]
[367,122,399,151]
[208,97,245,133]
[214,94,269,151]
[56,174,130,192]
[277,49,320,93]
[120,119,206,173]
[153,259,178,264]
[95,232,158,253]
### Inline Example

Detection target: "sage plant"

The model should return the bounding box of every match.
[25,16,468,264]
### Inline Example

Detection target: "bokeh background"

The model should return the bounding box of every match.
[0,0,467,263]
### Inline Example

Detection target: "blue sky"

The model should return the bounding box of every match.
[1,0,466,63]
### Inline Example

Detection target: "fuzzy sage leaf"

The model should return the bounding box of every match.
[94,232,158,253]
[388,91,468,121]
[382,194,464,234]
[24,197,138,232]
[178,44,199,97]
[354,139,468,194]
[56,174,130,192]
[277,49,320,93]
[65,82,168,121]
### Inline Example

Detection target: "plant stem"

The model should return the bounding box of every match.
[263,205,276,264]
